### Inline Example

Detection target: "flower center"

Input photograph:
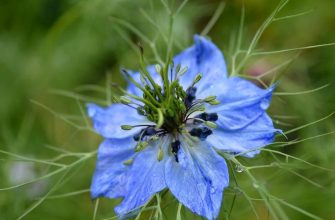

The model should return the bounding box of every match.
[120,63,220,160]
[143,82,187,133]
[131,85,219,140]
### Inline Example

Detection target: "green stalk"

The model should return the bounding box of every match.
[123,70,161,106]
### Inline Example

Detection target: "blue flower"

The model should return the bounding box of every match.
[87,35,278,219]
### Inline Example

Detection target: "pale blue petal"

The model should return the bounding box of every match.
[91,138,136,199]
[201,77,278,157]
[87,103,151,138]
[125,35,227,97]
[207,113,279,157]
[165,139,229,220]
[174,35,227,92]
[114,139,168,216]
[203,77,275,130]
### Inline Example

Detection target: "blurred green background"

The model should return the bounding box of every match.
[1,0,335,219]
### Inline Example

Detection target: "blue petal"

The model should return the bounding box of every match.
[176,35,227,93]
[165,138,229,220]
[203,77,275,130]
[207,113,279,157]
[125,35,227,97]
[87,103,152,138]
[202,77,279,157]
[114,139,168,216]
[91,138,136,199]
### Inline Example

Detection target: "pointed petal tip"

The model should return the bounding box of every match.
[260,97,270,110]
[194,34,214,51]
[89,190,99,200]
[165,140,229,220]
[86,103,98,118]
[261,84,276,110]
[111,143,167,218]
[193,34,205,42]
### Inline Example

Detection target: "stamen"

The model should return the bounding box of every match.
[208,99,220,105]
[189,127,213,140]
[121,125,133,130]
[133,126,158,141]
[123,158,134,166]
[176,66,188,79]
[175,63,181,80]
[186,96,218,110]
[157,148,164,161]
[120,69,161,107]
[184,105,205,120]
[195,113,218,122]
[155,64,162,75]
[113,83,160,109]
[208,113,219,121]
[135,141,149,152]
[138,50,164,101]
[171,140,181,162]
[204,96,217,102]
[137,107,146,116]
[145,127,156,135]
[121,54,218,150]
[191,73,202,87]
[133,129,144,141]
[120,96,132,104]
[185,87,197,108]
[203,121,217,129]
[170,61,174,82]
[186,87,197,98]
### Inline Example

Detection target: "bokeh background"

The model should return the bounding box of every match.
[1,0,335,219]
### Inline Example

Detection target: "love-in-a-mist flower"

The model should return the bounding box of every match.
[87,35,278,220]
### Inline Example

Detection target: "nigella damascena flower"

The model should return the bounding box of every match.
[87,35,278,219]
